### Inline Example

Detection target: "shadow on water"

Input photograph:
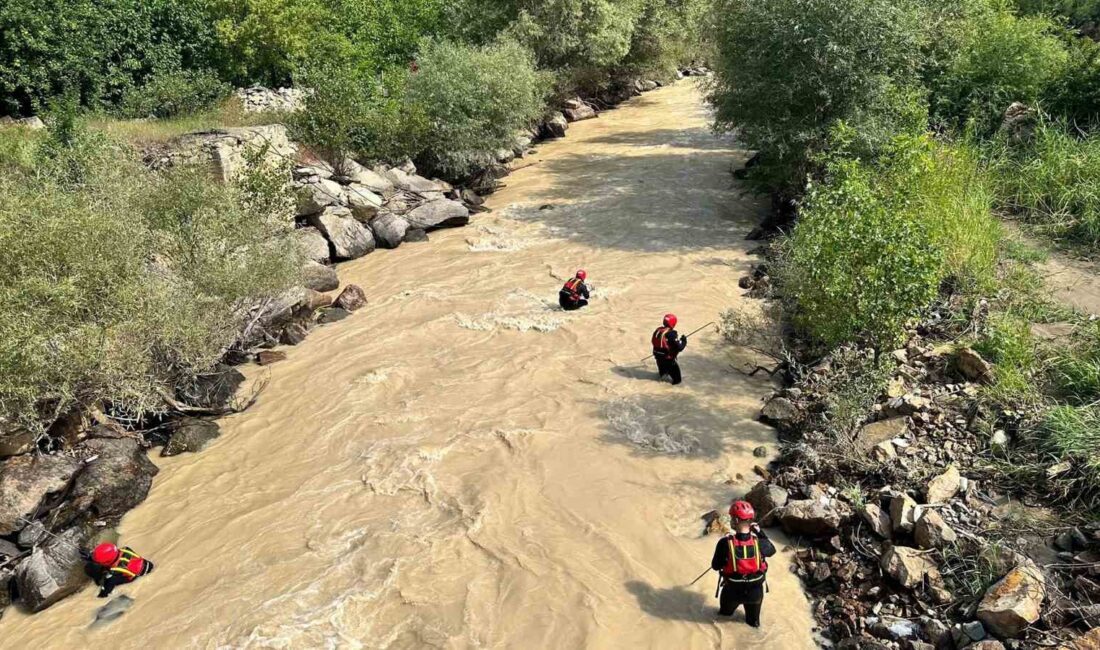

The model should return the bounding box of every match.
[624,580,721,624]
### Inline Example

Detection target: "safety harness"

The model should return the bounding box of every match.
[721,534,768,583]
[108,547,147,582]
[652,326,676,359]
[561,278,584,300]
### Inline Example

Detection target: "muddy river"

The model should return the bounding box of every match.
[0,81,816,649]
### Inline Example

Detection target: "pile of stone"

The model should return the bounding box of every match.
[0,116,45,130]
[235,86,308,114]
[680,66,712,77]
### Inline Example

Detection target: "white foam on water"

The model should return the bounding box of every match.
[602,398,699,454]
[452,288,565,333]
[352,368,390,386]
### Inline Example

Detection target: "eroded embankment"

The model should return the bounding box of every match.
[0,81,816,649]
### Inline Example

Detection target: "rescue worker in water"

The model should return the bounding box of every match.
[559,269,590,311]
[711,501,775,627]
[86,542,155,598]
[651,313,688,384]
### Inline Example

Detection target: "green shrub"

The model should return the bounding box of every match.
[974,313,1044,404]
[1034,404,1100,498]
[0,122,301,432]
[1051,323,1100,403]
[778,156,943,349]
[405,39,550,178]
[118,70,231,119]
[1043,35,1100,125]
[780,133,999,349]
[990,119,1100,248]
[931,6,1068,133]
[0,0,222,116]
[707,0,928,190]
[1016,0,1100,25]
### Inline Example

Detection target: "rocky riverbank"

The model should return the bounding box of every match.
[723,251,1100,649]
[0,70,705,619]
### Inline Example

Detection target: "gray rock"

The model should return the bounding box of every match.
[779,498,843,537]
[0,455,82,535]
[66,438,158,520]
[169,125,297,183]
[563,104,597,122]
[760,396,801,429]
[15,526,88,611]
[162,419,220,457]
[296,178,346,216]
[319,307,351,324]
[302,261,339,293]
[857,418,908,453]
[0,417,35,458]
[0,568,11,618]
[744,481,789,526]
[371,212,408,249]
[384,168,445,194]
[294,227,331,264]
[404,228,428,243]
[307,207,375,260]
[869,615,921,640]
[345,185,384,221]
[541,112,568,138]
[352,167,395,195]
[406,199,470,231]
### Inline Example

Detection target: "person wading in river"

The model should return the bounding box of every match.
[711,501,774,627]
[559,269,590,311]
[651,313,687,384]
[86,542,155,598]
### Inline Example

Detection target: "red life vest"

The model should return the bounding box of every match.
[562,278,583,300]
[721,534,767,581]
[652,327,676,358]
[108,547,146,583]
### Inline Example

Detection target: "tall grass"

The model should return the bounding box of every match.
[990,119,1100,249]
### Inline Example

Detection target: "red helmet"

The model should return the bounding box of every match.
[91,542,120,566]
[663,313,677,328]
[576,269,587,280]
[730,500,756,521]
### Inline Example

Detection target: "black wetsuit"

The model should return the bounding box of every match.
[652,327,687,385]
[84,549,156,598]
[710,530,775,626]
[559,279,590,311]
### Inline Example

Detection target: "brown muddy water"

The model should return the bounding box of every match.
[0,81,816,649]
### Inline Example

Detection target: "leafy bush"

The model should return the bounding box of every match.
[990,119,1100,247]
[1034,404,1100,500]
[707,0,927,190]
[931,7,1068,132]
[405,39,550,178]
[1043,35,1100,126]
[1051,324,1100,403]
[0,121,301,432]
[0,0,222,116]
[779,134,999,349]
[118,70,231,119]
[975,313,1044,404]
[1016,0,1100,25]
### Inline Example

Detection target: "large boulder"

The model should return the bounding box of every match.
[307,207,375,260]
[302,261,339,293]
[0,455,82,535]
[162,418,221,457]
[15,526,89,611]
[0,567,11,618]
[296,178,346,216]
[169,125,297,183]
[881,545,941,589]
[925,465,961,504]
[779,498,843,537]
[345,185,384,221]
[541,112,568,138]
[294,227,331,264]
[744,481,789,526]
[406,199,470,230]
[563,104,597,122]
[0,419,35,459]
[370,212,408,249]
[352,167,395,195]
[977,562,1046,638]
[66,438,158,521]
[384,168,446,194]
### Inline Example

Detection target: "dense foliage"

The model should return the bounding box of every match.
[0,121,302,432]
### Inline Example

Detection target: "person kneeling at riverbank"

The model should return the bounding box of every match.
[85,542,155,598]
[559,269,590,311]
[652,313,687,384]
[711,501,774,627]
